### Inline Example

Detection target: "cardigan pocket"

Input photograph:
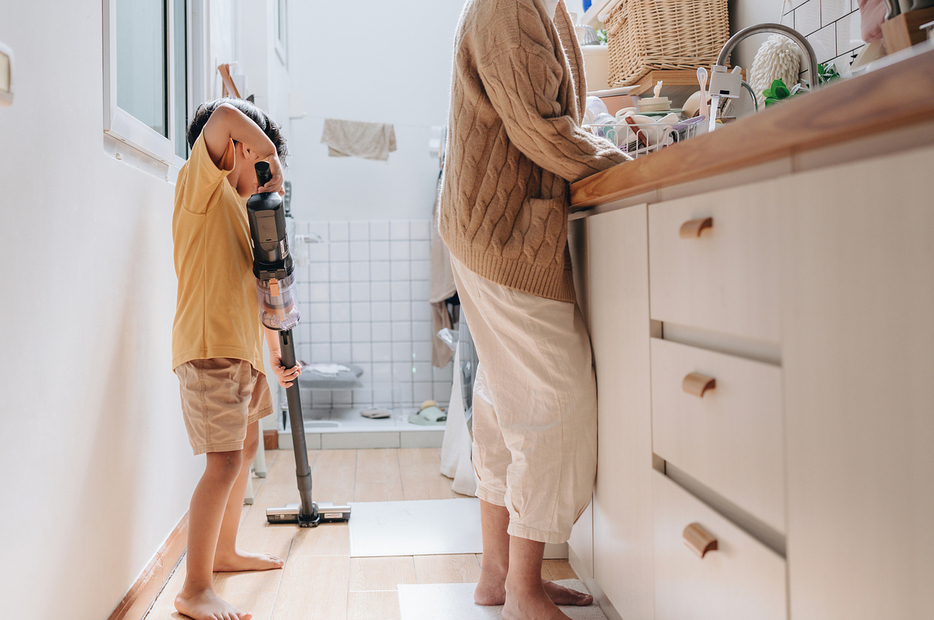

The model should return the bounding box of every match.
[500,196,567,266]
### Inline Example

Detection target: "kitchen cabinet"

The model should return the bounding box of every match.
[779,146,934,620]
[568,205,655,620]
[567,47,934,619]
[569,142,934,620]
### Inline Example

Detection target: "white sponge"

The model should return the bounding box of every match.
[748,34,802,108]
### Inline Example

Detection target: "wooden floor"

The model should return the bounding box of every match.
[143,448,578,620]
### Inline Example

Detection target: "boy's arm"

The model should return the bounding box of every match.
[202,103,284,193]
[265,328,302,388]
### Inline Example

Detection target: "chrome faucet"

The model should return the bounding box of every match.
[706,22,820,132]
[717,22,820,92]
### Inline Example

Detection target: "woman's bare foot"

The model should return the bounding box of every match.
[213,549,284,572]
[502,581,573,620]
[474,567,508,605]
[474,568,592,607]
[175,587,252,620]
[543,580,593,606]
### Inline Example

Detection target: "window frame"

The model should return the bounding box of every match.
[274,0,287,66]
[102,0,191,167]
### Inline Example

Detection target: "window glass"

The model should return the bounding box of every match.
[278,0,287,45]
[173,0,188,158]
[116,0,167,137]
[276,0,287,65]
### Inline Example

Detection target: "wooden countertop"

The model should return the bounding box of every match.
[570,46,934,210]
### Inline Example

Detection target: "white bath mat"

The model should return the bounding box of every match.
[397,579,608,620]
[349,498,482,557]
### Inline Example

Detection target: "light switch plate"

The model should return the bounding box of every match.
[0,41,13,107]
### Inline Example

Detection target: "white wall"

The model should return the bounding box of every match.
[0,2,258,618]
[729,0,786,70]
[284,0,465,222]
[242,0,291,131]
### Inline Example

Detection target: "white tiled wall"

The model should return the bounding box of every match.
[783,0,865,69]
[290,219,454,412]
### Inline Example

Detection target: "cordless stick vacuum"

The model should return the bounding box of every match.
[246,161,351,527]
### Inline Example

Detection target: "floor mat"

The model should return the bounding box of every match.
[397,579,608,620]
[349,498,482,557]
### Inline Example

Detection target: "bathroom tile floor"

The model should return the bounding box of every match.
[142,448,579,620]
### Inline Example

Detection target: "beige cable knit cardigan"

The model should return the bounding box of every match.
[439,0,627,302]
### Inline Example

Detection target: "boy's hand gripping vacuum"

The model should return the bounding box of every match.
[247,161,351,527]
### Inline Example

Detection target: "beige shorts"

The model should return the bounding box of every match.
[176,358,272,455]
[451,258,597,545]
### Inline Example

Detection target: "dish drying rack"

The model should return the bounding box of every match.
[585,116,705,159]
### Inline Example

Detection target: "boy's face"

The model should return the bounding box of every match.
[231,141,264,197]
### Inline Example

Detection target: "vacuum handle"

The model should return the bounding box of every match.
[255,161,273,187]
[280,331,297,369]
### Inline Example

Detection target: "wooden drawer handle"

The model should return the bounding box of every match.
[683,372,716,397]
[683,523,718,558]
[679,217,713,238]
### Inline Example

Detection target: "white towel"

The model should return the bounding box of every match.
[305,363,351,378]
[439,347,479,497]
[321,118,397,161]
[430,175,457,367]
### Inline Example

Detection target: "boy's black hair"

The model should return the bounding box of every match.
[186,97,289,165]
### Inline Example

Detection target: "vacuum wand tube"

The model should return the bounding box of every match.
[276,329,317,524]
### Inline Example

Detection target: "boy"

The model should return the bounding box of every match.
[171,98,301,620]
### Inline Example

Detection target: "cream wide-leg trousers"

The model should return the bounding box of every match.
[451,258,597,545]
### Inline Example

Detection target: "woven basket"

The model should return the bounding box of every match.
[605,0,730,87]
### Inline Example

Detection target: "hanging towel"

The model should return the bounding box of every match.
[439,346,479,497]
[321,118,397,161]
[432,304,455,368]
[430,175,457,367]
[857,0,886,43]
[306,363,352,378]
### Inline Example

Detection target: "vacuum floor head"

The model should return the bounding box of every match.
[267,502,351,527]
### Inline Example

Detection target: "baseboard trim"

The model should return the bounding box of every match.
[108,512,188,620]
[582,576,624,620]
[263,428,278,450]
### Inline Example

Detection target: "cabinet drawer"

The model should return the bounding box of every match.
[653,471,787,620]
[651,338,785,533]
[648,190,781,343]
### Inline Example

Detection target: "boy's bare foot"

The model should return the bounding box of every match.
[213,549,284,572]
[474,568,592,607]
[175,588,252,620]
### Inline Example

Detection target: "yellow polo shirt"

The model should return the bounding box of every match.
[171,133,264,373]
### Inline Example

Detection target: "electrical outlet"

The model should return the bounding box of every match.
[0,41,13,107]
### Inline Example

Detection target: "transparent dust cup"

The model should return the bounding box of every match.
[256,274,301,331]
